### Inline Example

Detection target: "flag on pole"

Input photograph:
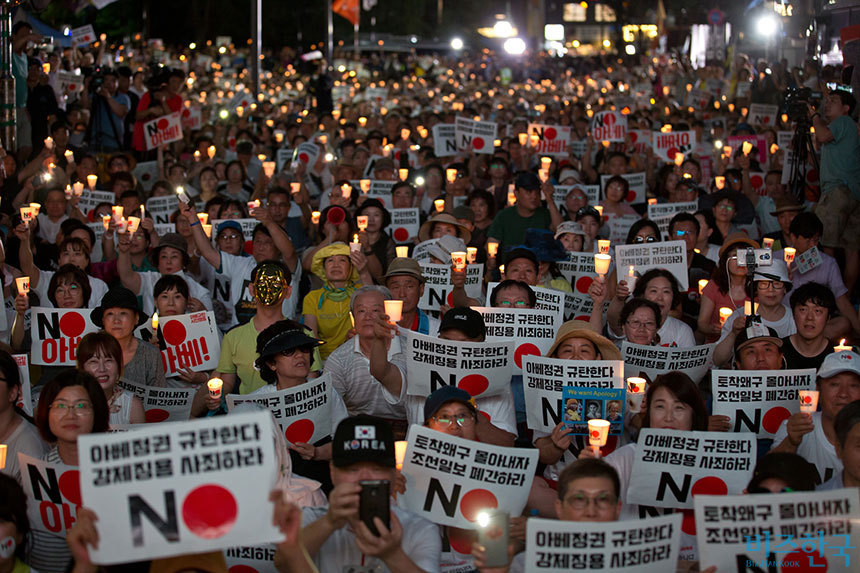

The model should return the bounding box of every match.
[333,0,360,26]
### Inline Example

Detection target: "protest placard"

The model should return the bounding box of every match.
[628,429,756,509]
[158,311,220,376]
[275,148,294,171]
[607,214,642,244]
[404,330,513,399]
[628,129,652,154]
[30,307,99,366]
[600,172,647,204]
[180,106,202,130]
[558,252,596,279]
[71,25,96,45]
[563,386,625,435]
[686,89,712,111]
[78,411,282,564]
[13,354,32,415]
[418,263,483,312]
[777,130,793,150]
[226,375,333,446]
[620,342,714,382]
[455,116,497,154]
[145,195,180,225]
[647,201,699,238]
[592,111,627,142]
[211,218,257,252]
[748,103,779,127]
[524,513,682,572]
[77,189,116,215]
[795,245,823,274]
[19,453,81,536]
[364,179,396,206]
[143,386,195,423]
[653,131,697,163]
[527,123,571,156]
[433,123,457,157]
[412,238,438,261]
[711,369,815,438]
[522,355,624,433]
[133,160,160,191]
[400,425,538,529]
[695,489,860,573]
[58,71,84,94]
[365,86,388,106]
[224,545,279,573]
[614,239,689,290]
[387,208,419,243]
[475,307,564,374]
[294,142,321,166]
[143,112,183,150]
[727,134,768,164]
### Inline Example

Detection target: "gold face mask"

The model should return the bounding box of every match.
[254,265,287,306]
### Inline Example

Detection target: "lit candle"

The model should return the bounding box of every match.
[517,132,528,146]
[742,141,753,156]
[834,339,852,352]
[588,419,610,457]
[358,116,367,127]
[15,277,29,295]
[719,307,732,326]
[127,216,141,234]
[64,149,74,163]
[398,168,409,181]
[594,205,603,216]
[487,241,499,258]
[140,205,145,219]
[499,264,505,275]
[674,153,685,167]
[538,169,549,183]
[798,390,819,414]
[151,312,159,330]
[466,247,478,263]
[116,218,129,234]
[784,247,796,264]
[434,199,445,213]
[202,223,212,238]
[257,153,267,162]
[401,128,410,141]
[0,445,6,470]
[263,161,276,178]
[540,157,552,170]
[112,205,124,222]
[197,213,209,225]
[101,214,111,230]
[207,378,223,399]
[507,190,517,206]
[87,174,98,190]
[627,265,637,291]
[594,254,611,278]
[647,198,657,206]
[207,145,216,159]
[698,279,708,295]
[360,179,371,193]
[29,202,40,216]
[446,169,457,184]
[715,176,725,190]
[354,217,368,233]
[770,143,779,155]
[384,300,403,324]
[311,211,321,225]
[723,146,732,157]
[44,136,53,150]
[396,246,409,258]
[529,134,540,147]
[64,184,72,199]
[72,182,84,197]
[395,441,408,471]
[451,251,467,271]
[351,234,361,253]
[744,301,759,316]
[762,237,774,249]
[290,182,301,194]
[627,377,646,413]
[597,240,610,255]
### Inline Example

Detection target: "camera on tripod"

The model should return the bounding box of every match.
[784,86,822,122]
[736,248,772,267]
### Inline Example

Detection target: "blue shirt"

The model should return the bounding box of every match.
[92,92,130,150]
[821,115,860,200]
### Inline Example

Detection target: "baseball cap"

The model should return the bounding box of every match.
[423,386,478,422]
[746,452,820,492]
[752,260,792,292]
[734,322,783,355]
[555,221,585,240]
[504,247,539,270]
[331,415,395,468]
[383,257,425,283]
[216,220,243,237]
[439,307,486,340]
[817,349,860,379]
[515,172,541,191]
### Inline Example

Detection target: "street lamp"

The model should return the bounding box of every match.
[756,14,778,37]
[451,37,464,50]
[504,37,526,55]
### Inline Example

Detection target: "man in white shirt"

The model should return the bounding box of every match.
[771,349,860,483]
[294,415,441,572]
[818,399,860,490]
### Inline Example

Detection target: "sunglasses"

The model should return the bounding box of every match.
[633,235,658,244]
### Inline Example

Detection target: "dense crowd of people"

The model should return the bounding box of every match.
[0,17,860,573]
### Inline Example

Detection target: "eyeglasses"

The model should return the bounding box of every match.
[627,319,658,331]
[219,233,242,241]
[757,281,786,290]
[632,236,657,244]
[431,415,475,428]
[563,492,618,510]
[497,300,529,307]
[55,284,81,296]
[674,230,692,237]
[748,486,794,494]
[50,401,93,415]
[717,204,735,211]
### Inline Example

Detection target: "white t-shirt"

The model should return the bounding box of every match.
[393,385,517,437]
[249,380,349,438]
[301,505,441,573]
[718,305,796,343]
[36,212,68,244]
[771,411,841,484]
[1,416,49,482]
[35,271,108,308]
[136,270,213,316]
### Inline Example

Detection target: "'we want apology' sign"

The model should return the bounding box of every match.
[522,355,624,433]
[627,429,756,511]
[711,369,816,439]
[30,307,99,366]
[78,411,283,564]
[404,330,513,399]
[400,425,537,529]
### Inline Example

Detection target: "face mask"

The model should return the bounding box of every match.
[254,265,287,306]
[0,536,15,559]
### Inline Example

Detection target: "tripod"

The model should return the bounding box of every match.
[787,117,820,203]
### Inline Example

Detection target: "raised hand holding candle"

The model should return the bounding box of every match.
[208,378,223,399]
[784,247,796,264]
[588,419,610,457]
[798,390,819,414]
[719,307,732,326]
[384,300,403,324]
[15,277,29,295]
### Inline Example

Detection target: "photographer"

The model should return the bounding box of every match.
[82,69,129,152]
[810,89,860,296]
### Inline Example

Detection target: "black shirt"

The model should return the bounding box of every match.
[781,335,833,371]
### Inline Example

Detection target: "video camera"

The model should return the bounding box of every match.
[784,86,822,123]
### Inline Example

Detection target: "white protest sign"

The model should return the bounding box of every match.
[180,106,202,130]
[455,116,497,154]
[13,354,32,415]
[228,91,253,111]
[695,489,860,573]
[553,185,601,214]
[387,208,419,244]
[748,171,767,195]
[275,148,293,171]
[432,123,458,157]
[19,454,80,536]
[418,263,483,312]
[30,307,99,366]
[77,189,116,216]
[158,311,220,376]
[795,245,823,275]
[401,425,538,529]
[621,342,714,382]
[143,112,183,150]
[686,89,712,111]
[143,386,195,423]
[71,25,96,46]
[647,201,699,238]
[133,160,160,191]
[476,307,563,374]
[628,429,756,509]
[527,123,570,157]
[525,513,682,573]
[145,195,180,225]
[748,103,779,127]
[628,129,652,154]
[614,239,689,290]
[557,251,596,280]
[607,214,644,245]
[486,281,569,320]
[226,376,333,446]
[652,131,697,163]
[592,111,627,143]
[58,71,84,93]
[412,238,437,261]
[365,86,388,106]
[364,179,396,206]
[224,545,279,573]
[522,355,624,433]
[777,130,793,149]
[78,411,282,564]
[711,369,816,438]
[727,134,768,164]
[404,330,513,399]
[600,172,647,204]
[293,142,321,166]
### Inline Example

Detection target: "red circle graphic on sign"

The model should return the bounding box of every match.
[182,484,238,539]
[604,113,616,126]
[762,406,791,434]
[681,508,697,535]
[244,240,254,255]
[473,137,485,150]
[446,292,455,307]
[458,374,489,396]
[157,118,169,130]
[182,109,190,118]
[460,489,498,522]
[782,548,828,572]
[575,276,594,294]
[393,228,410,242]
[298,152,309,163]
[625,190,637,203]
[750,175,764,189]
[591,430,599,438]
[666,147,678,159]
[447,527,477,554]
[145,409,170,423]
[285,419,315,444]
[545,127,557,140]
[59,469,82,506]
[629,132,638,144]
[691,476,728,497]
[59,312,85,337]
[480,411,492,422]
[163,320,187,346]
[802,395,812,404]
[514,343,541,368]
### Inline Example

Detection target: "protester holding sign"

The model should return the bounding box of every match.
[76,331,145,426]
[697,234,755,341]
[771,349,860,483]
[30,369,109,571]
[0,349,47,482]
